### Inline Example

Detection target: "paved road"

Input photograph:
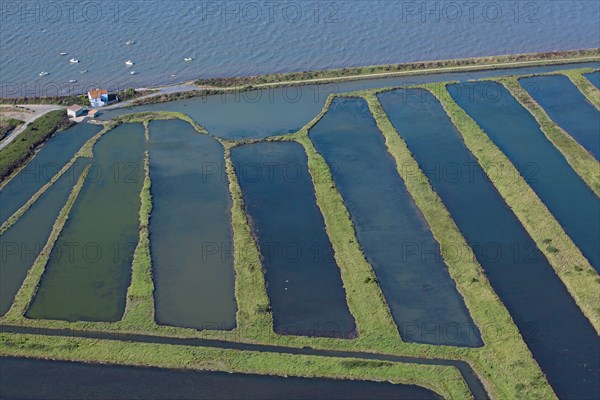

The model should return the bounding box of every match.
[103,84,201,110]
[0,325,488,399]
[0,105,65,150]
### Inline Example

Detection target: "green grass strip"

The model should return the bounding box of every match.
[0,110,72,181]
[429,83,600,334]
[293,132,401,347]
[0,332,471,400]
[496,77,600,196]
[1,164,92,322]
[562,70,600,110]
[121,150,156,329]
[0,122,116,235]
[364,93,555,399]
[222,144,273,338]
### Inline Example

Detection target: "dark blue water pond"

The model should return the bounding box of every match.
[378,88,599,399]
[0,356,440,400]
[0,123,100,224]
[450,81,600,271]
[309,97,481,347]
[99,63,598,141]
[231,141,356,338]
[520,74,600,159]
[0,160,89,316]
[584,71,600,89]
[149,120,236,330]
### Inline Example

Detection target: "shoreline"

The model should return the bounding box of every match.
[1,49,598,107]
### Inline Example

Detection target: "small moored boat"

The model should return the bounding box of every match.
[60,52,67,56]
[80,70,88,74]
[39,71,49,76]
[126,40,135,45]
[130,70,137,75]
[68,79,77,83]
[69,58,79,63]
[125,60,134,66]
[184,57,193,62]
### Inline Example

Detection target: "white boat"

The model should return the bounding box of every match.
[69,58,79,63]
[80,70,88,74]
[38,71,49,76]
[130,70,137,75]
[170,74,177,77]
[184,57,193,62]
[126,40,135,45]
[60,52,67,56]
[125,60,134,66]
[68,79,77,83]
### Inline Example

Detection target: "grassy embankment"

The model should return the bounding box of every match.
[0,114,472,398]
[0,333,470,400]
[0,121,116,235]
[0,110,73,181]
[2,164,91,319]
[562,69,600,110]
[0,117,23,141]
[428,83,600,333]
[496,77,600,197]
[196,49,599,88]
[332,92,552,399]
[0,105,557,398]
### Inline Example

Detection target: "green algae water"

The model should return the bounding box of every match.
[378,88,599,399]
[232,141,356,338]
[521,74,600,159]
[27,124,145,322]
[148,120,235,330]
[0,161,89,316]
[0,123,100,224]
[309,97,480,346]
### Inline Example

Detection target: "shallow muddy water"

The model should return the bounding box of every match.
[0,123,100,224]
[450,81,600,271]
[27,124,145,322]
[309,97,481,347]
[149,120,235,330]
[378,88,599,399]
[521,74,600,159]
[232,141,356,337]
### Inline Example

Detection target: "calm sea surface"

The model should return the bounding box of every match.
[1,0,599,97]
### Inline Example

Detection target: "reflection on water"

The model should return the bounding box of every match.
[310,97,481,347]
[379,88,599,399]
[149,120,235,330]
[232,141,356,338]
[27,124,145,322]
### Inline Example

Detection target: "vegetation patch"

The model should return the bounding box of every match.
[0,333,469,400]
[195,49,599,88]
[0,110,73,181]
[364,93,555,400]
[1,164,91,321]
[561,70,600,110]
[0,117,23,141]
[428,83,600,333]
[495,77,600,196]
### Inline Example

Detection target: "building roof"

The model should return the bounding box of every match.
[88,109,99,115]
[88,89,108,99]
[67,104,83,112]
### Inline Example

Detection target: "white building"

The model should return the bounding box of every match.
[67,104,83,117]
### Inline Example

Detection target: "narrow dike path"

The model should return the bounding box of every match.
[0,324,488,399]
